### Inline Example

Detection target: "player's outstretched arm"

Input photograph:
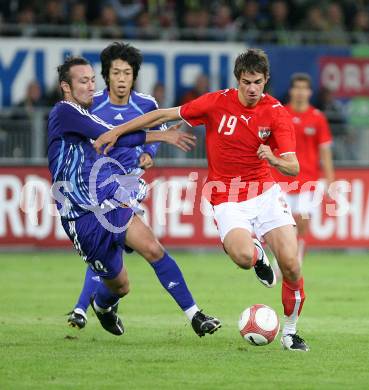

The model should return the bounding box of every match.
[145,123,196,152]
[94,107,181,154]
[257,145,300,176]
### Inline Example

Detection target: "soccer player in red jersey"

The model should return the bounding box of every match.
[93,49,310,351]
[272,73,334,268]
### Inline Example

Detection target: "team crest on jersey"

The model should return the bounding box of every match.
[258,127,271,140]
[304,126,316,135]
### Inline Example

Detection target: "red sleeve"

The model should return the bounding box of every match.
[269,106,296,155]
[179,92,214,127]
[317,112,333,146]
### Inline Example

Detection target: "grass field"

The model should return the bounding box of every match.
[1,250,369,389]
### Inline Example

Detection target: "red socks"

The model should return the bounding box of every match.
[282,277,305,317]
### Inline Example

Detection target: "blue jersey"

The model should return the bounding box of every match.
[47,100,146,220]
[91,89,164,173]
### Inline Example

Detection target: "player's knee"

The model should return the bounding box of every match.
[114,282,130,297]
[229,248,255,270]
[142,240,164,262]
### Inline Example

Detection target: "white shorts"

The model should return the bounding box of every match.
[213,184,295,242]
[285,191,315,216]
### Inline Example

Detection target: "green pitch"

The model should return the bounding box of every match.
[1,250,369,389]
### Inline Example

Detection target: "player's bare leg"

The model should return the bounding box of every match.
[125,215,221,337]
[294,214,309,265]
[103,266,130,296]
[264,225,309,351]
[272,212,308,279]
[125,215,165,263]
[223,228,276,288]
[91,267,129,336]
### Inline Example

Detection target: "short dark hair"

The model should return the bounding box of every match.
[290,72,312,88]
[57,56,91,97]
[100,42,142,89]
[57,56,91,85]
[234,48,270,80]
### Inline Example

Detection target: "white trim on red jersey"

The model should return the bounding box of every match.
[178,106,193,127]
[280,151,296,156]
[319,141,333,148]
[272,102,283,108]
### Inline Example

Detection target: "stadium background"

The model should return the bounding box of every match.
[1,6,369,249]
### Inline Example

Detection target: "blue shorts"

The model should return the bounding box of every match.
[62,207,134,279]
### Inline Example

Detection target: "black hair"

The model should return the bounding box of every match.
[57,56,90,85]
[234,48,270,80]
[290,72,312,88]
[100,42,142,89]
[57,56,91,97]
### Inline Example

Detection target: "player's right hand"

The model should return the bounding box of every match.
[257,144,277,165]
[94,130,118,155]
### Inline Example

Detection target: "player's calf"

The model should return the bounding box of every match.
[110,282,130,297]
[103,269,130,298]
[279,258,301,282]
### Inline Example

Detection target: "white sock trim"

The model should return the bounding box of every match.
[93,301,112,314]
[283,316,297,336]
[283,291,301,336]
[184,304,200,321]
[74,308,87,320]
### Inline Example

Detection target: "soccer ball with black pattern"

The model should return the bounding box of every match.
[238,304,280,346]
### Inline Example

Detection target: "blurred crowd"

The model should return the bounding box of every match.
[0,0,369,43]
[0,72,356,161]
[0,0,365,160]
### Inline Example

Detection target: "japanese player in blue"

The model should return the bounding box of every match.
[48,52,221,337]
[67,42,160,329]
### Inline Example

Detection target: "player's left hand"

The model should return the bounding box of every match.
[139,153,154,169]
[257,144,277,166]
[163,123,197,152]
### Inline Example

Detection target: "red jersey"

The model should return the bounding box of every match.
[179,89,296,205]
[272,104,332,193]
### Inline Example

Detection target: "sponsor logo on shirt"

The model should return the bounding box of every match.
[258,127,271,140]
[241,115,252,125]
[114,113,124,120]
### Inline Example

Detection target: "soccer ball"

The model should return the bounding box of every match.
[238,304,280,346]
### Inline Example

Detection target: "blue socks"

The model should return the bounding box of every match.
[76,253,198,317]
[94,281,120,309]
[150,252,196,312]
[75,266,119,312]
[74,266,101,312]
